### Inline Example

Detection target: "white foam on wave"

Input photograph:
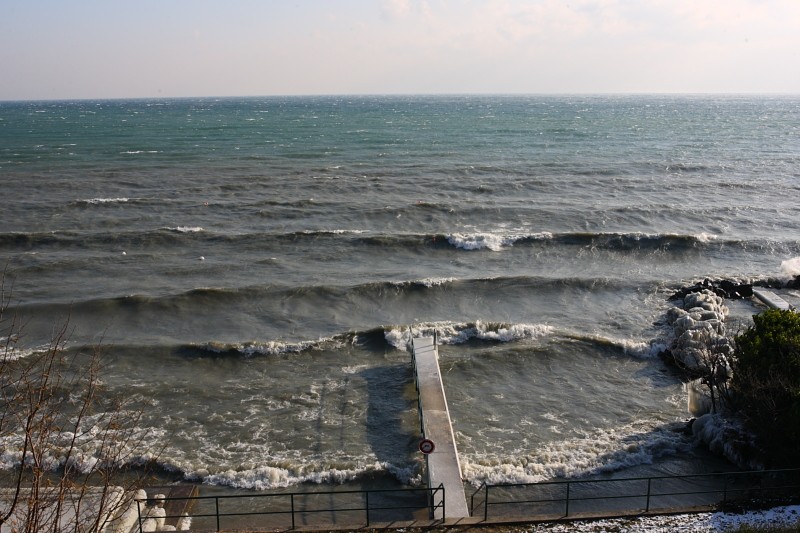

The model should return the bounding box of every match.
[202,460,420,490]
[695,232,718,243]
[202,336,342,357]
[416,277,457,287]
[391,277,457,288]
[0,411,166,473]
[0,342,49,362]
[119,150,161,154]
[385,320,554,350]
[164,226,204,233]
[461,419,690,486]
[447,232,518,251]
[446,231,555,251]
[81,197,129,204]
[575,333,659,359]
[301,229,366,235]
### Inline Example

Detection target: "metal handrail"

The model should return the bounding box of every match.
[477,468,800,521]
[469,481,488,517]
[136,484,444,532]
[409,325,426,438]
[431,483,445,519]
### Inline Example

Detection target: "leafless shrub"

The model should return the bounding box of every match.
[1,272,159,532]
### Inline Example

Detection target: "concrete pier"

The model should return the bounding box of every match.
[411,335,470,519]
[753,288,793,311]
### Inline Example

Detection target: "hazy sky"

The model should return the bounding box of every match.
[2,0,799,100]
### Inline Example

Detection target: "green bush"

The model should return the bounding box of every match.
[732,309,800,466]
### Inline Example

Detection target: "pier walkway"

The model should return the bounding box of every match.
[753,288,794,311]
[410,335,470,519]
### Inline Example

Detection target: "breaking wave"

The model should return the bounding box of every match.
[446,231,720,252]
[200,461,421,490]
[77,197,130,205]
[385,320,555,349]
[11,275,636,314]
[2,228,777,255]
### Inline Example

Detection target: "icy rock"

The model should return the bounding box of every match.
[692,413,761,469]
[666,307,687,324]
[686,379,713,416]
[674,315,696,334]
[176,513,192,531]
[111,489,147,533]
[664,289,733,372]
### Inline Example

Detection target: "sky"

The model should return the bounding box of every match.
[1,0,799,100]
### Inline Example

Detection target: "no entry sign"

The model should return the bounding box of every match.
[419,439,435,454]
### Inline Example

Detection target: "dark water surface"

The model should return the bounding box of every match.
[1,95,799,490]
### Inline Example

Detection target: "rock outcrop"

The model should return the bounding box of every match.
[661,281,769,470]
[663,289,732,375]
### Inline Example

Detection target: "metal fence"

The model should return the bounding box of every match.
[133,469,800,531]
[470,468,800,521]
[136,484,444,532]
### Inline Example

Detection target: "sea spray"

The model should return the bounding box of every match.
[781,256,800,278]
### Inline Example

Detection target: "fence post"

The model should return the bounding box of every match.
[722,474,729,504]
[365,491,370,527]
[565,482,570,517]
[441,483,445,521]
[137,500,143,533]
[484,484,489,521]
[646,478,652,512]
[215,496,220,532]
[290,493,295,530]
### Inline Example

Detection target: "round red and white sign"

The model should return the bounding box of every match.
[419,439,435,454]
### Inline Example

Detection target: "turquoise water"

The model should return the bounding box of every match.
[1,95,799,490]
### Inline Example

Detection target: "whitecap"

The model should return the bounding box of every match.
[385,321,554,349]
[576,333,656,358]
[447,232,518,251]
[416,277,457,287]
[0,344,49,361]
[390,277,457,288]
[695,232,718,243]
[164,226,204,233]
[201,336,342,357]
[81,197,129,204]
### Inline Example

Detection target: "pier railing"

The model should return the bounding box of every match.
[409,326,439,438]
[136,484,444,532]
[470,468,800,521]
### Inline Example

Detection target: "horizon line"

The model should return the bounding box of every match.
[2,91,800,104]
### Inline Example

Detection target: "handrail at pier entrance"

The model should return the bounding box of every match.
[471,468,800,521]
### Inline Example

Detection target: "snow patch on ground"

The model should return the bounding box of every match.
[521,504,800,532]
